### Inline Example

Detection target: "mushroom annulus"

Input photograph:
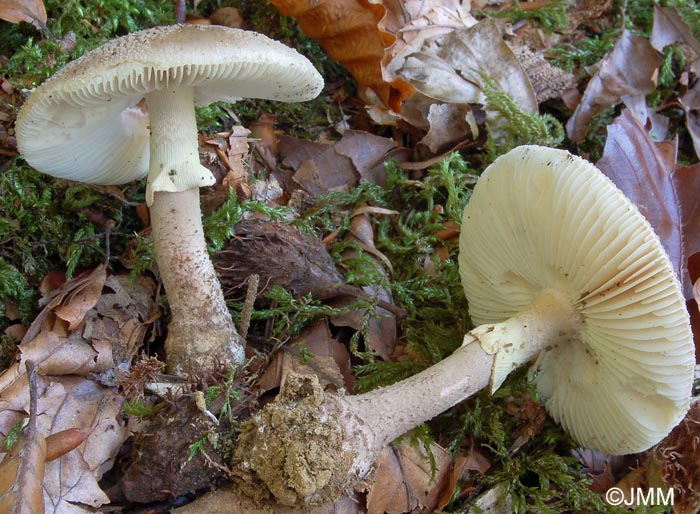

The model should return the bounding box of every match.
[15,25,324,374]
[232,145,695,507]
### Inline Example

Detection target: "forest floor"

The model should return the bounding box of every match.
[0,0,699,513]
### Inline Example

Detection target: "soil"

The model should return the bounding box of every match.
[111,396,229,503]
[231,373,355,507]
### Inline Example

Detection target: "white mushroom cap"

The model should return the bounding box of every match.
[459,145,695,454]
[15,24,323,190]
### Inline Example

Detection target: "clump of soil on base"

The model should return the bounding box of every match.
[232,373,355,507]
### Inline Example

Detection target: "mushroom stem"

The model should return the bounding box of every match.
[234,289,582,505]
[145,86,216,205]
[151,189,245,373]
[341,288,580,461]
[146,87,244,373]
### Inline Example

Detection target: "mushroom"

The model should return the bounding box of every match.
[232,145,695,507]
[15,25,324,374]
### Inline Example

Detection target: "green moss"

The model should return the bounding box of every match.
[2,419,24,450]
[482,0,568,33]
[123,399,164,419]
[0,0,174,85]
[240,285,363,342]
[202,191,289,252]
[549,34,618,73]
[479,74,565,162]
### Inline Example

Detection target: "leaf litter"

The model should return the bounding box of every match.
[1,0,700,513]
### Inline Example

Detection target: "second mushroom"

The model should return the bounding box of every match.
[232,145,696,507]
[15,25,324,374]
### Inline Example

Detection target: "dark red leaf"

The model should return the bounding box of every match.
[597,110,700,301]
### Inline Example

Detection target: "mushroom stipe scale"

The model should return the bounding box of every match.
[233,145,695,507]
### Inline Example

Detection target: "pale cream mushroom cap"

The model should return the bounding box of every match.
[459,145,695,454]
[15,24,323,190]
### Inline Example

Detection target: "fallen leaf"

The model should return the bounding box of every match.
[420,103,475,153]
[268,0,414,111]
[25,266,108,346]
[278,130,403,196]
[680,77,700,160]
[172,482,363,514]
[331,212,397,360]
[257,319,353,393]
[437,446,492,509]
[366,439,452,514]
[596,109,700,301]
[0,0,47,30]
[0,272,154,513]
[567,30,662,143]
[40,378,127,512]
[390,18,535,112]
[53,268,106,331]
[376,17,538,151]
[650,5,700,55]
[0,363,45,514]
[333,130,406,186]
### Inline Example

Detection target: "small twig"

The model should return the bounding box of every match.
[26,361,39,433]
[238,274,259,340]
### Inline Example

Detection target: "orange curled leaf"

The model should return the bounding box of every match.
[267,0,414,111]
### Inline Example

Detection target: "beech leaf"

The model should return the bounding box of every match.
[0,0,46,30]
[567,30,662,143]
[366,439,452,514]
[650,5,700,54]
[596,109,700,301]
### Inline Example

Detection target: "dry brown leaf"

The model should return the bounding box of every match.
[651,5,700,55]
[420,103,475,153]
[0,428,86,513]
[333,130,406,186]
[366,439,452,514]
[53,269,106,331]
[173,482,363,514]
[687,247,700,357]
[680,77,700,160]
[0,0,46,30]
[81,274,155,365]
[268,0,414,112]
[390,18,535,111]
[257,320,352,393]
[0,273,153,513]
[567,30,662,143]
[374,17,537,151]
[437,446,492,509]
[0,363,46,514]
[596,109,700,301]
[278,130,402,196]
[40,378,127,512]
[24,267,108,346]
